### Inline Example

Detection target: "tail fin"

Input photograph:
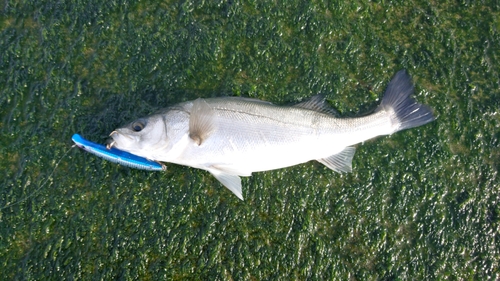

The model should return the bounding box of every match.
[379,70,435,133]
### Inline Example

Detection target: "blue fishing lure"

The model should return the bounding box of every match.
[72,134,164,171]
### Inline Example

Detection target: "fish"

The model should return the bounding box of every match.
[108,70,434,199]
[72,134,165,171]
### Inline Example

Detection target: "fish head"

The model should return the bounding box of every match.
[109,114,168,159]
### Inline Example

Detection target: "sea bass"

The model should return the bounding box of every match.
[109,70,434,199]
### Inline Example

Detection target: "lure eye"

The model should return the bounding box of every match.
[132,121,145,132]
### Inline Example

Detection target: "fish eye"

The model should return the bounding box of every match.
[132,121,145,132]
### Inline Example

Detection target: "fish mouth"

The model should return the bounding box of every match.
[106,129,137,150]
[106,141,116,149]
[107,130,136,150]
[107,131,118,149]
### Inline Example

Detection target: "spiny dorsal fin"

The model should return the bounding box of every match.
[189,98,216,146]
[294,94,339,115]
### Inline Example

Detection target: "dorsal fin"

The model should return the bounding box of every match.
[189,98,216,146]
[294,94,339,115]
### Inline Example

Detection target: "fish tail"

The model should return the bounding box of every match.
[379,70,435,133]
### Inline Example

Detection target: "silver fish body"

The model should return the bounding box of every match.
[110,70,434,199]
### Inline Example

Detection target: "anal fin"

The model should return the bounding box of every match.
[317,147,356,173]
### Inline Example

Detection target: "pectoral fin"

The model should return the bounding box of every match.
[317,147,356,173]
[189,98,216,145]
[209,169,244,200]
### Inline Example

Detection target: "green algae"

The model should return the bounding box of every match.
[1,0,499,279]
